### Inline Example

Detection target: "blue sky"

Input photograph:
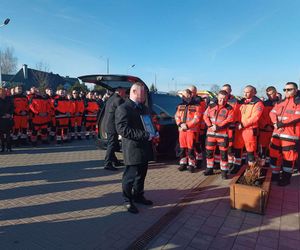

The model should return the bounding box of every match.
[1,0,300,95]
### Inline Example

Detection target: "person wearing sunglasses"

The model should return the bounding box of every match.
[269,82,300,186]
[258,86,280,168]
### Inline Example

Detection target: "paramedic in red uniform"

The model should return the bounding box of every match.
[203,90,234,179]
[258,86,280,166]
[269,82,300,186]
[175,89,202,173]
[12,85,29,146]
[230,85,264,173]
[54,88,72,144]
[84,92,100,140]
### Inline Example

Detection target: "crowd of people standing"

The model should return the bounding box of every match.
[0,85,104,152]
[175,82,300,187]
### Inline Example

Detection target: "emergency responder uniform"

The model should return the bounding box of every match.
[54,95,72,143]
[269,94,300,185]
[13,93,29,145]
[227,95,241,170]
[258,97,279,166]
[84,99,100,139]
[175,99,202,173]
[231,96,264,173]
[70,96,85,140]
[203,102,234,179]
[192,96,206,167]
[29,94,51,145]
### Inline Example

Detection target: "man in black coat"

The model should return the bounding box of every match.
[115,82,154,214]
[0,88,14,152]
[103,87,126,170]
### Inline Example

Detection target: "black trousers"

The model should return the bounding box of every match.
[104,133,119,166]
[0,130,12,150]
[122,164,148,202]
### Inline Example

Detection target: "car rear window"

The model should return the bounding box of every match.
[150,93,181,117]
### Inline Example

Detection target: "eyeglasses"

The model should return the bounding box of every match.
[72,92,78,94]
[283,88,295,92]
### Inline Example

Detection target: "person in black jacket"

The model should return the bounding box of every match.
[103,87,126,170]
[0,88,14,152]
[115,83,155,214]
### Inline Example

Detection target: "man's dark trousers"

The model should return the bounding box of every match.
[122,164,148,202]
[104,133,119,166]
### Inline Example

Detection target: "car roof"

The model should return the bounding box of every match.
[77,74,148,91]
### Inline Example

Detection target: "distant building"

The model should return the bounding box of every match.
[1,64,78,90]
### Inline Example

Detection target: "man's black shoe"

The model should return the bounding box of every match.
[104,165,118,171]
[178,165,187,171]
[204,168,214,176]
[229,165,240,175]
[221,170,228,179]
[134,196,153,206]
[124,202,139,214]
[187,165,195,173]
[114,161,123,167]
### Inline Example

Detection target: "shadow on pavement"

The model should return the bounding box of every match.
[0,160,126,185]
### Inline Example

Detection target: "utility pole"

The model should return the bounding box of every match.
[0,18,10,87]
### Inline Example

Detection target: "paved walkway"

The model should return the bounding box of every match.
[0,140,299,250]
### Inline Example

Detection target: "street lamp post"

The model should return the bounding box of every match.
[0,18,10,87]
[99,56,110,74]
[127,64,135,74]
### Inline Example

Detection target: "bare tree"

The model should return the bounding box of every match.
[0,46,18,74]
[210,84,220,93]
[33,61,51,92]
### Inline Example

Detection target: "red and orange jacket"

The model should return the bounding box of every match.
[239,96,264,129]
[175,101,202,132]
[29,95,51,123]
[258,98,279,131]
[84,99,100,123]
[72,97,85,118]
[227,95,241,128]
[53,96,73,119]
[270,95,300,141]
[13,94,29,117]
[204,103,234,135]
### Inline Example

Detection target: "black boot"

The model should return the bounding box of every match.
[178,165,187,171]
[278,172,292,186]
[271,173,280,182]
[1,145,5,152]
[204,168,214,176]
[221,170,228,179]
[229,164,240,175]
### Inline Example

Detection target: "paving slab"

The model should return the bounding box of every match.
[1,140,300,250]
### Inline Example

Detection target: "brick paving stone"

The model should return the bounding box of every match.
[257,235,279,249]
[232,243,254,250]
[278,237,300,250]
[188,234,211,250]
[255,244,276,250]
[2,140,300,249]
[209,233,235,250]
[235,234,257,249]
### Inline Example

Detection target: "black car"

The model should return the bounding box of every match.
[78,74,181,158]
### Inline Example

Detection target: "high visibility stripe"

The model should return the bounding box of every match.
[270,164,280,172]
[85,114,97,117]
[271,110,277,113]
[272,133,300,141]
[56,115,69,118]
[207,132,228,138]
[278,116,288,121]
[283,167,293,173]
[295,111,300,115]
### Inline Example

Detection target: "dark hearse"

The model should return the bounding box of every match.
[78,74,181,158]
